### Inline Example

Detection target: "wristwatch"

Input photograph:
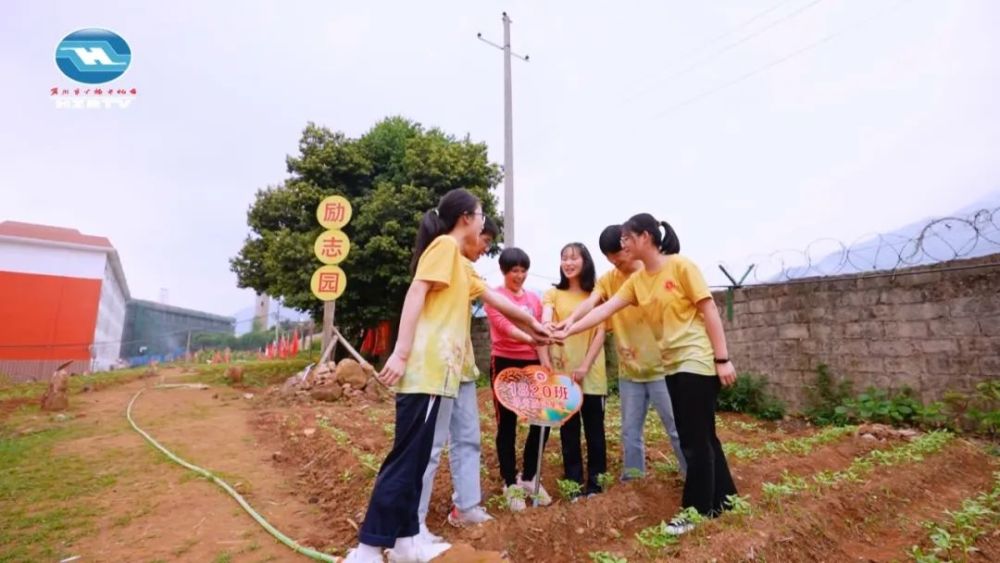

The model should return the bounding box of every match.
[714,358,730,364]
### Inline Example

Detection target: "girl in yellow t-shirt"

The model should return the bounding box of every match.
[541,242,608,497]
[347,189,552,563]
[558,213,738,534]
[556,225,687,481]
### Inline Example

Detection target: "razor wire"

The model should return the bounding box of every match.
[719,206,1000,285]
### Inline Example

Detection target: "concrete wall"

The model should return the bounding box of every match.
[716,254,1000,409]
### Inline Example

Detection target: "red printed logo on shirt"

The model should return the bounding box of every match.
[664,280,677,291]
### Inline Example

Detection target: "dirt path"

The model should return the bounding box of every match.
[39,369,329,562]
[5,370,997,563]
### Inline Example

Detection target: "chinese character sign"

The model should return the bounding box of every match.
[493,366,583,426]
[310,265,347,301]
[316,195,353,230]
[313,229,351,265]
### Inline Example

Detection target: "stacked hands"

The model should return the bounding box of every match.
[377,318,736,387]
[377,317,563,387]
[545,319,572,342]
[540,318,737,387]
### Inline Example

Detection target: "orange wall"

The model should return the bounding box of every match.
[0,271,101,360]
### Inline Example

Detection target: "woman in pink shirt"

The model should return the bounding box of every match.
[485,247,553,511]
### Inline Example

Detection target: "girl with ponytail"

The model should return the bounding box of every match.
[347,189,553,563]
[556,213,738,534]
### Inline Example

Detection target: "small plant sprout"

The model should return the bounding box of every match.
[556,479,584,501]
[597,472,616,492]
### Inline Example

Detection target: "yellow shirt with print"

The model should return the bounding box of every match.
[614,256,716,377]
[595,268,666,382]
[399,235,486,397]
[543,288,607,395]
[460,259,482,384]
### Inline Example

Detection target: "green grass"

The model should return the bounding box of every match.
[191,359,311,388]
[0,359,311,407]
[0,366,152,403]
[0,427,120,562]
[112,504,153,528]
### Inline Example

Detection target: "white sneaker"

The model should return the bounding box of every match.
[665,518,695,535]
[447,505,493,527]
[385,536,451,563]
[504,484,527,512]
[417,523,444,544]
[344,544,385,563]
[516,475,552,506]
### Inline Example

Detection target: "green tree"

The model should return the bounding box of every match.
[236,330,276,352]
[191,332,237,351]
[230,117,502,338]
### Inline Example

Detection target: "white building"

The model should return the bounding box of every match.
[0,221,130,381]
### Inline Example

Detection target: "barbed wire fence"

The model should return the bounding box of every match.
[718,205,1000,287]
[712,206,1000,320]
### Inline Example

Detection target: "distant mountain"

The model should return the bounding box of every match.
[775,191,1000,280]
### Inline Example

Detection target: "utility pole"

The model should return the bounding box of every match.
[274,301,281,344]
[478,12,528,247]
[322,301,334,360]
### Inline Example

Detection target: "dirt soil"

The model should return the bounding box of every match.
[3,367,997,562]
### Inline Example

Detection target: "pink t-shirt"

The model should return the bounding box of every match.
[485,285,542,360]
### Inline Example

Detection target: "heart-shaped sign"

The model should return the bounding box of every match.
[493,365,583,426]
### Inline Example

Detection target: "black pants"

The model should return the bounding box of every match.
[666,373,738,516]
[560,394,607,494]
[359,393,441,547]
[490,356,551,486]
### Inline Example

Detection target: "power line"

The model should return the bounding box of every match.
[672,0,802,60]
[622,0,829,104]
[644,0,911,120]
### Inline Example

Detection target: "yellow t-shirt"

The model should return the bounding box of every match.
[614,256,716,377]
[460,260,482,384]
[595,268,666,382]
[543,288,607,395]
[460,337,480,383]
[399,236,486,397]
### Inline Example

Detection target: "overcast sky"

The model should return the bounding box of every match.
[2,0,998,323]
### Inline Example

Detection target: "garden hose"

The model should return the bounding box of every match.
[126,387,340,562]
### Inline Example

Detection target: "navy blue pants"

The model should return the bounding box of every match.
[359,393,442,547]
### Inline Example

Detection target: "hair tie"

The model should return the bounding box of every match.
[432,208,440,216]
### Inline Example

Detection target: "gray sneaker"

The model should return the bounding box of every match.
[447,505,493,527]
